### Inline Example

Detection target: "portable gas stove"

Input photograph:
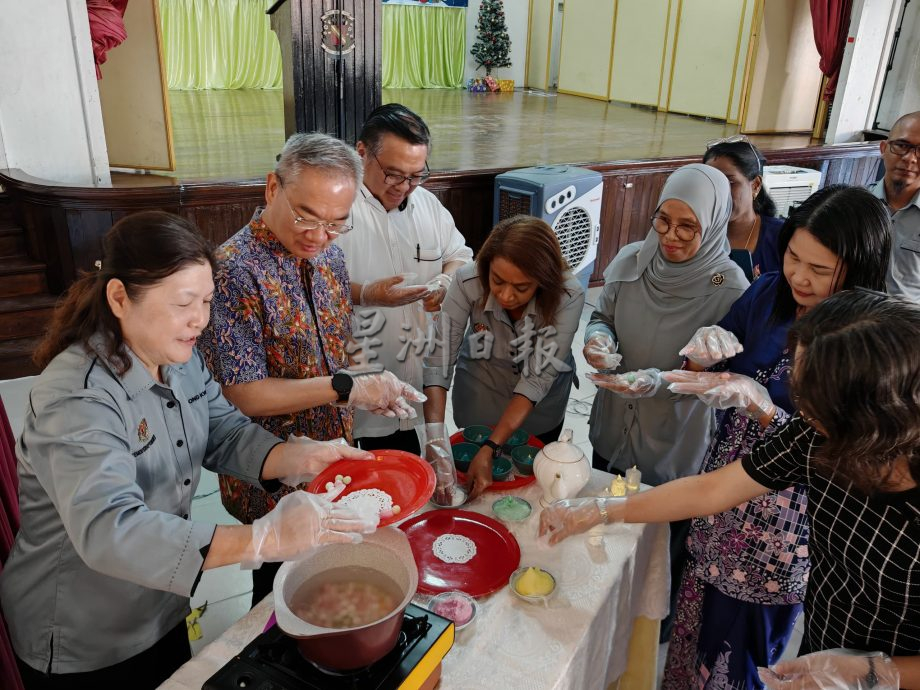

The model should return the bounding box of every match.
[202,603,454,690]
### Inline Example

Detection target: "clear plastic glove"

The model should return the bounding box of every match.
[360,275,431,308]
[587,368,662,398]
[759,649,899,690]
[424,422,458,505]
[662,370,774,420]
[679,325,744,368]
[279,436,372,487]
[349,370,427,419]
[422,273,451,313]
[538,496,626,545]
[583,332,623,371]
[242,486,380,569]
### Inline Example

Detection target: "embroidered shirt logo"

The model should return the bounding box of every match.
[137,418,150,443]
[711,273,725,286]
[472,322,491,333]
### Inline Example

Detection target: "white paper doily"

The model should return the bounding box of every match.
[432,534,477,564]
[337,488,393,516]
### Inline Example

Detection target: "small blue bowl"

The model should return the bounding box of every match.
[492,456,513,482]
[511,445,539,476]
[505,429,530,448]
[452,442,479,472]
[462,425,492,445]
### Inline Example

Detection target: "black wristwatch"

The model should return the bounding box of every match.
[482,439,502,457]
[331,371,353,404]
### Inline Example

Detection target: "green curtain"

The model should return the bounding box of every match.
[383,5,465,89]
[159,0,282,90]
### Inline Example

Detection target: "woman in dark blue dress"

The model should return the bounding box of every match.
[704,139,784,280]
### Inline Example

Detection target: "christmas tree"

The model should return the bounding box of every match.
[470,0,512,76]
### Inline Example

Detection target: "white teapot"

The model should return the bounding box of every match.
[533,429,592,507]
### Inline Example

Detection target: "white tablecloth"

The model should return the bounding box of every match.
[160,470,669,690]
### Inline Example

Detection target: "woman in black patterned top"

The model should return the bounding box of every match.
[541,289,919,689]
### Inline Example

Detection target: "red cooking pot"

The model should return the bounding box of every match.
[272,527,419,670]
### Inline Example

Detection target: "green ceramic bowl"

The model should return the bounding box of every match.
[510,445,539,476]
[505,428,530,448]
[491,455,513,482]
[462,425,492,445]
[452,442,479,472]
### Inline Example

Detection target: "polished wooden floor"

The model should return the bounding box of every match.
[166,87,818,181]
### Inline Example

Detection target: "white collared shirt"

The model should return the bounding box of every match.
[335,184,473,438]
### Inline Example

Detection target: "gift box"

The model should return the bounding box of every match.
[499,79,514,92]
[467,78,488,93]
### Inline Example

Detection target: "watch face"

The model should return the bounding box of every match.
[321,9,356,56]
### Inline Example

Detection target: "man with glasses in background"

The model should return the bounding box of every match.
[870,110,920,302]
[199,132,424,607]
[336,104,473,454]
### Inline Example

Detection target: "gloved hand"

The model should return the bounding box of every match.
[242,486,380,569]
[759,649,899,690]
[424,422,458,506]
[360,275,431,308]
[587,368,662,398]
[422,273,451,313]
[662,370,775,420]
[349,370,427,419]
[679,325,744,368]
[538,496,626,545]
[583,332,622,371]
[279,436,372,487]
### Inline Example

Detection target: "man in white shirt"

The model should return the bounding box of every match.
[868,111,920,302]
[336,104,473,453]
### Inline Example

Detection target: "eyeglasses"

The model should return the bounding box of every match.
[651,214,701,242]
[885,139,920,158]
[372,152,430,187]
[706,134,763,173]
[277,181,352,236]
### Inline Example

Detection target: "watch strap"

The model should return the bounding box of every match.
[482,439,502,456]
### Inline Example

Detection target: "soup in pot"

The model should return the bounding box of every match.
[290,566,402,629]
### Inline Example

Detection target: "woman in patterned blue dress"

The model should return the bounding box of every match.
[659,185,891,689]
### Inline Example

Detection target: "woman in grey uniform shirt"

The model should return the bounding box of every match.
[423,215,585,498]
[0,212,378,689]
[583,165,748,641]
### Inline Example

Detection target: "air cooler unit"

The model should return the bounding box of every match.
[494,165,603,288]
[762,165,823,217]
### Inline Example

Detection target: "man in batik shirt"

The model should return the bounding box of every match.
[199,133,423,606]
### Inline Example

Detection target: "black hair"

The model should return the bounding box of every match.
[35,211,215,374]
[789,289,920,494]
[703,141,777,217]
[359,103,431,154]
[771,184,890,323]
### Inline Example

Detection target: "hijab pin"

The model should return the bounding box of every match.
[711,273,724,286]
[94,260,103,271]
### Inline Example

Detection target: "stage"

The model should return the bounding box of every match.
[164,87,818,182]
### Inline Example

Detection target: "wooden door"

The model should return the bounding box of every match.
[665,0,749,119]
[557,0,617,100]
[98,0,175,171]
[526,0,554,90]
[609,0,671,107]
[740,0,823,133]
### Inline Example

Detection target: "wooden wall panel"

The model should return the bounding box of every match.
[0,142,881,294]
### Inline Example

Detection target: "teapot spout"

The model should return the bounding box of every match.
[550,472,567,501]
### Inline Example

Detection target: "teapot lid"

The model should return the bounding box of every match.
[539,429,585,463]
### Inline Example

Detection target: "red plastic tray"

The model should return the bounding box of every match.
[306,449,435,527]
[399,509,521,596]
[449,430,540,491]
